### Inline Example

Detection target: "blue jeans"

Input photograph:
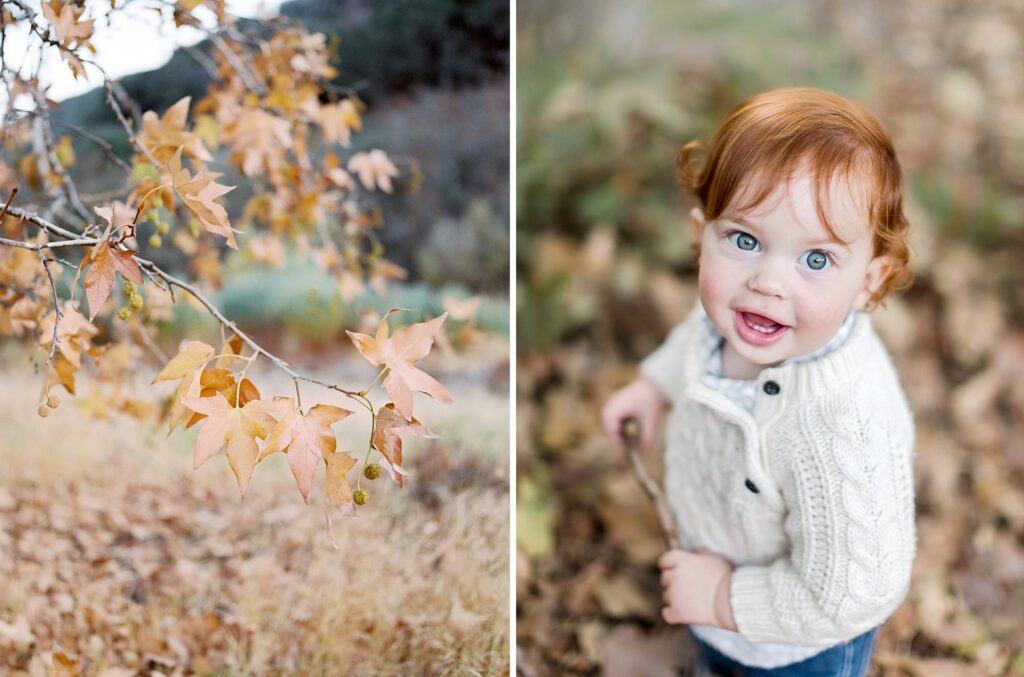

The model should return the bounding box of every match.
[687,626,880,677]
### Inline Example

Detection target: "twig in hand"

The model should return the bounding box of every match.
[620,416,683,551]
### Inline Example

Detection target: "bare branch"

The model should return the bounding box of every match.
[208,33,267,96]
[35,249,62,371]
[621,417,685,551]
[13,107,133,173]
[104,82,160,168]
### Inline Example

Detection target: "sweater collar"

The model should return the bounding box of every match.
[683,300,877,402]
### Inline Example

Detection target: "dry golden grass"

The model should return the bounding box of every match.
[0,346,509,675]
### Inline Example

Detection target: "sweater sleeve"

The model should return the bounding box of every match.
[638,320,691,401]
[729,391,916,646]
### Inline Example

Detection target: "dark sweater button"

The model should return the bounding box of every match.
[744,479,759,493]
[763,380,780,395]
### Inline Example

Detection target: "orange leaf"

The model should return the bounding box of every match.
[345,312,453,420]
[373,403,437,487]
[168,148,238,248]
[81,240,142,321]
[181,394,277,498]
[138,97,212,164]
[324,451,358,511]
[151,340,214,434]
[41,0,93,47]
[348,149,399,193]
[259,398,352,501]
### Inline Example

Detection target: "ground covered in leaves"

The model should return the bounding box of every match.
[517,0,1024,673]
[0,342,510,675]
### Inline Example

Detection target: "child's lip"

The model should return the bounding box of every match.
[733,310,789,346]
[734,307,789,327]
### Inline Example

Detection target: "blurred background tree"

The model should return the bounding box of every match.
[516,1,1024,674]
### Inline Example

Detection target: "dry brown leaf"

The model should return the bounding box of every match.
[151,340,215,434]
[372,402,437,487]
[346,312,452,420]
[180,393,277,497]
[259,398,352,501]
[41,0,93,47]
[324,450,358,512]
[316,100,361,147]
[138,97,212,164]
[348,149,399,193]
[168,148,238,248]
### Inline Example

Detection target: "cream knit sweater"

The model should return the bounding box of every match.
[640,300,916,656]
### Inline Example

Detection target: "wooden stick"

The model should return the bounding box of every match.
[620,416,684,551]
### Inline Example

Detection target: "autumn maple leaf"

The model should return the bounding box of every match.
[150,340,215,434]
[181,393,277,498]
[226,109,292,177]
[324,451,358,512]
[259,398,352,501]
[346,312,453,421]
[41,0,93,48]
[373,403,437,486]
[37,301,98,369]
[184,370,260,430]
[80,204,144,320]
[138,97,213,164]
[316,100,361,147]
[348,150,399,193]
[168,148,238,248]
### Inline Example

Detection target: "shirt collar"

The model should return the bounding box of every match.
[702,308,860,379]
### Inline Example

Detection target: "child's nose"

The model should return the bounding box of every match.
[746,257,787,298]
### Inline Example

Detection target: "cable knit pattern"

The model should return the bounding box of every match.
[640,299,916,662]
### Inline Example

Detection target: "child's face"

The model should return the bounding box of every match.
[692,168,891,370]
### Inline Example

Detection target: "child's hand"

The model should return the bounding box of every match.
[601,376,670,453]
[658,548,737,631]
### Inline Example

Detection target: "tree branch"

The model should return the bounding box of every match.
[621,417,684,551]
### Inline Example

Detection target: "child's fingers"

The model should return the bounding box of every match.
[600,406,623,445]
[658,549,687,569]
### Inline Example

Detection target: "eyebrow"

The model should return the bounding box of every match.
[723,216,852,251]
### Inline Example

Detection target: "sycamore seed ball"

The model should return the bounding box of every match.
[353,488,368,506]
[46,395,60,409]
[123,281,137,295]
[37,404,50,417]
[149,234,162,248]
[157,221,170,235]
[363,463,382,480]
[128,293,144,310]
[117,307,132,320]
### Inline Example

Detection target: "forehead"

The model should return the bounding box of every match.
[726,168,872,244]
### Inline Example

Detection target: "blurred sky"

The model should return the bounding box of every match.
[4,0,284,102]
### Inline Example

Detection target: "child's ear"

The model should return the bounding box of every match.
[853,254,892,310]
[690,207,706,240]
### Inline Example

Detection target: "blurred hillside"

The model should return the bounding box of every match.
[516,1,1024,675]
[54,0,510,294]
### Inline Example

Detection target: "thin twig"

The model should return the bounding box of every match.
[5,205,373,406]
[0,187,16,223]
[621,416,683,550]
[35,248,62,371]
[12,108,133,173]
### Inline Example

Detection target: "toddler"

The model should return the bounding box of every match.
[601,87,917,676]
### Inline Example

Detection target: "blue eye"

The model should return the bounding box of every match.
[801,250,832,271]
[728,231,759,251]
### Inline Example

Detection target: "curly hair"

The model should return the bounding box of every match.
[678,87,913,310]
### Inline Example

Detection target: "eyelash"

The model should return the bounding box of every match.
[724,230,837,269]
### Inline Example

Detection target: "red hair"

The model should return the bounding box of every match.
[678,87,912,310]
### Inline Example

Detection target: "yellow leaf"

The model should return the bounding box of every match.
[345,313,453,420]
[181,394,277,497]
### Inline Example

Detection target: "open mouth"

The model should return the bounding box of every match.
[734,310,789,346]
